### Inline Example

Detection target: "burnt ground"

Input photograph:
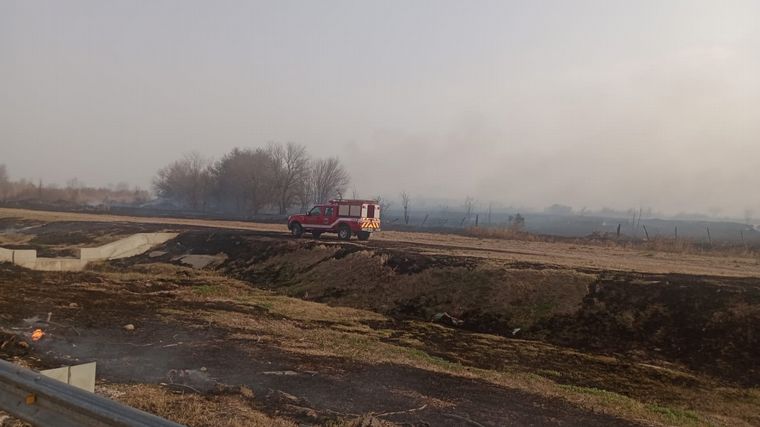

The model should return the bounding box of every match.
[0,264,635,427]
[3,219,760,425]
[146,230,760,386]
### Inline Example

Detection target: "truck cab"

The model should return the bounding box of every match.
[287,199,381,241]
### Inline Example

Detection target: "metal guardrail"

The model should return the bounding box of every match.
[0,359,183,427]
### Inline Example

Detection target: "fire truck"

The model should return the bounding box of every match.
[287,199,381,241]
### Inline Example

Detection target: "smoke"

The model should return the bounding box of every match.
[2,1,759,217]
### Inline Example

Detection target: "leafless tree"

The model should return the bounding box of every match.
[269,143,311,214]
[375,195,392,219]
[400,191,411,225]
[153,152,213,210]
[310,157,349,204]
[509,213,525,231]
[464,196,475,220]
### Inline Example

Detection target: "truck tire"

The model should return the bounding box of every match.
[337,224,352,241]
[290,222,303,238]
[357,231,370,241]
[312,231,322,239]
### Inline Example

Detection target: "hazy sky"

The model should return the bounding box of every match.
[2,1,759,216]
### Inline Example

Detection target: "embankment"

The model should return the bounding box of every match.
[143,231,760,384]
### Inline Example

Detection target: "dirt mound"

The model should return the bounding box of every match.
[145,231,760,385]
[543,273,760,383]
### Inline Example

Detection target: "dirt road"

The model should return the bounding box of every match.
[2,207,759,278]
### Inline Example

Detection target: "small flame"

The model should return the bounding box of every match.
[31,329,44,341]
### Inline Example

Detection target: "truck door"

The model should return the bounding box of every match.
[323,206,336,228]
[305,206,323,227]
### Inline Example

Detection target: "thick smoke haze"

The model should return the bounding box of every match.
[1,1,759,216]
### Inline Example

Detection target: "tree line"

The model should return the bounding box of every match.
[153,143,349,215]
[0,164,149,206]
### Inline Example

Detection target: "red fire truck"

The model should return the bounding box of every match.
[287,199,381,241]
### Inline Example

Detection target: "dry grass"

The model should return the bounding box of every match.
[99,383,296,427]
[464,226,541,241]
[465,225,760,259]
[156,270,760,427]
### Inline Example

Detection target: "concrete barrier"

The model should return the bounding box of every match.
[33,258,87,272]
[0,248,12,263]
[79,233,178,261]
[11,250,37,268]
[0,232,177,271]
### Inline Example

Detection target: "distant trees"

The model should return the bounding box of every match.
[213,148,274,214]
[152,143,351,215]
[0,164,148,206]
[0,164,9,202]
[153,152,213,211]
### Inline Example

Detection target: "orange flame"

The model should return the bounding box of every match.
[31,329,44,341]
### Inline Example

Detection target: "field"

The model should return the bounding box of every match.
[1,207,760,426]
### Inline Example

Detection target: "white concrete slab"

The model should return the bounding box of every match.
[40,366,69,384]
[69,362,96,393]
[40,362,97,393]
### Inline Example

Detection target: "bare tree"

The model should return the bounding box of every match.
[153,152,213,210]
[464,196,475,220]
[509,213,525,231]
[269,143,311,214]
[375,195,392,220]
[400,191,411,225]
[310,157,349,204]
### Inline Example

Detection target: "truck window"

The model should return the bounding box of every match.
[366,205,375,218]
[308,206,321,216]
[325,207,334,217]
[349,205,361,217]
[338,205,350,216]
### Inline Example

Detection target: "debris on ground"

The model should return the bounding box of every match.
[177,253,228,269]
[1,333,30,357]
[431,312,463,326]
[262,370,299,376]
[23,316,42,326]
[123,324,135,331]
[165,369,226,394]
[344,415,397,427]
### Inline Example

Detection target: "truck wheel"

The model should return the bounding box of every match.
[337,224,352,241]
[290,222,303,238]
[357,231,370,241]
[312,231,322,239]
